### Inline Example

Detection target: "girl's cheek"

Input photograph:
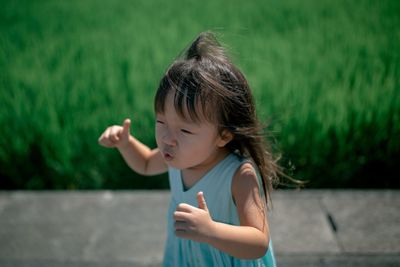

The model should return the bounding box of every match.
[155,129,163,145]
[179,137,197,150]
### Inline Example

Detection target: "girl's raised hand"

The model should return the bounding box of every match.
[98,118,131,149]
[174,192,215,243]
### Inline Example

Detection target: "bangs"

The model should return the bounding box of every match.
[154,61,218,124]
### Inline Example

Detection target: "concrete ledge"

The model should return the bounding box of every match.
[0,190,399,267]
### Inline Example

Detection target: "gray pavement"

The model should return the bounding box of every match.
[0,190,399,267]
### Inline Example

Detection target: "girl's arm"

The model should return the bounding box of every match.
[98,118,168,176]
[211,162,269,258]
[174,163,270,259]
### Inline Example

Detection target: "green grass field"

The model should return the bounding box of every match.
[1,0,399,189]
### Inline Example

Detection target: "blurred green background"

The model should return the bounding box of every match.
[1,0,399,190]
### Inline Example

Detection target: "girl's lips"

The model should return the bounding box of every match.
[163,151,174,161]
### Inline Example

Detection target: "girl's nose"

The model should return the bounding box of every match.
[162,132,177,147]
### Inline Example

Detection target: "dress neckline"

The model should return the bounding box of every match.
[178,153,234,193]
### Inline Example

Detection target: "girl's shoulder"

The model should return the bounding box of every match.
[231,160,260,200]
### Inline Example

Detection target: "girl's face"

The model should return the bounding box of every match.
[155,93,230,171]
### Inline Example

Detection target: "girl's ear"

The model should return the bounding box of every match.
[217,130,234,147]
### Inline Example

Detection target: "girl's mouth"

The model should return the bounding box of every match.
[163,151,174,161]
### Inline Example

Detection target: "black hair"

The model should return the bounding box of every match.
[155,32,282,204]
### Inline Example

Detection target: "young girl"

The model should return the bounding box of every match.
[99,32,279,266]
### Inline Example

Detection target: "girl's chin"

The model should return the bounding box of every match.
[162,156,177,167]
[164,159,188,170]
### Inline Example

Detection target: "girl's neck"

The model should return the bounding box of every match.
[181,148,230,189]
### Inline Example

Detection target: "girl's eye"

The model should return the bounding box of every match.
[181,129,193,135]
[156,120,164,124]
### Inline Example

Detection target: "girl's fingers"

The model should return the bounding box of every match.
[99,133,113,147]
[174,220,188,231]
[104,128,112,140]
[197,192,208,211]
[176,203,194,213]
[99,121,129,148]
[173,211,191,222]
[122,118,131,136]
[110,127,120,143]
[98,131,110,146]
[99,127,119,147]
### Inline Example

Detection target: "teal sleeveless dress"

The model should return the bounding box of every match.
[163,153,277,267]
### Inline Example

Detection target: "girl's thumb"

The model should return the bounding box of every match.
[122,118,131,135]
[197,192,208,211]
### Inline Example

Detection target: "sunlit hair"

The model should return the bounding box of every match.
[154,32,282,205]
